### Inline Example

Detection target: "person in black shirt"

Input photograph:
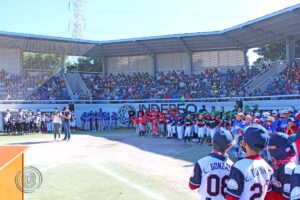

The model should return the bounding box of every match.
[199,105,207,113]
[128,108,136,128]
[61,107,71,141]
[206,114,219,145]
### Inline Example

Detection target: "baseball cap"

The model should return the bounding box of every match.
[245,115,252,120]
[282,110,288,114]
[252,118,260,124]
[288,117,295,123]
[237,112,244,117]
[254,112,260,117]
[292,129,300,164]
[243,125,269,151]
[269,132,295,160]
[288,108,294,113]
[266,116,274,122]
[263,112,270,117]
[213,129,234,152]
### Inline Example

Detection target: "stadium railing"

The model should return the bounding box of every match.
[0,94,299,104]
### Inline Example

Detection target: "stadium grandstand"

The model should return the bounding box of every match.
[0,3,299,126]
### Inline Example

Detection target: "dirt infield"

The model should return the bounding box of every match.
[3,129,212,200]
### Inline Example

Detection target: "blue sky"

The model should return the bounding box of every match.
[0,0,300,63]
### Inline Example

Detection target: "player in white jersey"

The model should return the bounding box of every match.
[291,132,300,200]
[264,132,296,200]
[226,125,273,200]
[189,129,234,200]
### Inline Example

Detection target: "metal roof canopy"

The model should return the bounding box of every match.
[0,3,299,58]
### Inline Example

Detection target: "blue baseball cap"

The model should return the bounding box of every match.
[244,125,269,151]
[213,129,234,152]
[269,132,295,160]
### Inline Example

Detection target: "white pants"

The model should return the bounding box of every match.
[194,124,199,134]
[184,126,192,137]
[177,126,184,139]
[207,127,217,139]
[167,124,173,137]
[159,124,164,133]
[138,123,144,132]
[197,126,207,138]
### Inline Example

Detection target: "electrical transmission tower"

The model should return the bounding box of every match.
[68,0,85,39]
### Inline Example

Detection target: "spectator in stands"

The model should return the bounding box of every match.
[265,62,300,96]
[81,66,262,100]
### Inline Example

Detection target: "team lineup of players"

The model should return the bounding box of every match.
[130,105,299,144]
[80,109,119,131]
[2,108,76,135]
[130,104,300,200]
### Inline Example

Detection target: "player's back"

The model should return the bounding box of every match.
[291,166,300,200]
[190,153,233,200]
[227,155,273,200]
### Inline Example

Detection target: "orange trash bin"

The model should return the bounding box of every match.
[0,145,28,200]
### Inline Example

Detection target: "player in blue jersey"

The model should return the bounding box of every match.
[232,113,244,158]
[189,129,234,200]
[96,111,103,131]
[278,110,289,132]
[111,112,119,129]
[226,125,273,200]
[264,116,277,135]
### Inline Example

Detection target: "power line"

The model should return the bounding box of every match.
[0,10,67,28]
[88,9,253,19]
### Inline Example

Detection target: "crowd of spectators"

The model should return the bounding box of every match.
[0,70,69,100]
[264,61,300,96]
[81,66,262,100]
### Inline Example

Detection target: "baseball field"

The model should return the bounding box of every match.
[1,129,212,200]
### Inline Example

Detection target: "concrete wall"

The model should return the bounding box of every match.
[0,48,22,75]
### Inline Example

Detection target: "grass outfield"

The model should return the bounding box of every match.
[1,129,211,200]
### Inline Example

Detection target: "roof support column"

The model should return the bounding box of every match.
[20,50,23,76]
[151,54,157,77]
[59,54,65,72]
[286,36,296,64]
[243,49,249,68]
[102,57,107,76]
[187,52,193,75]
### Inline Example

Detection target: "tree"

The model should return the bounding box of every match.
[254,40,300,62]
[65,56,102,72]
[23,52,60,71]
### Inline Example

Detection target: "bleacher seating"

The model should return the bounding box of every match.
[81,66,262,100]
[264,62,300,95]
[0,70,70,100]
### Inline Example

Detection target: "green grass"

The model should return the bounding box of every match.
[26,164,153,200]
